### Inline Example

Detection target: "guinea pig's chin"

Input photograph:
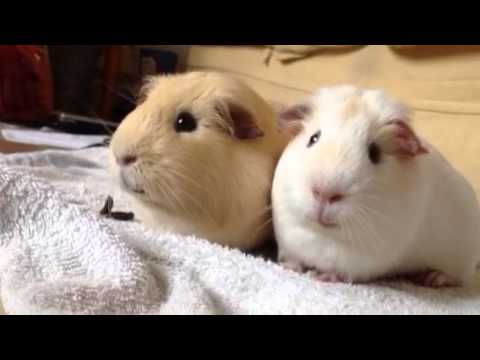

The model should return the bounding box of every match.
[118,170,147,196]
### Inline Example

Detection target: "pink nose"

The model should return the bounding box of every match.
[312,187,344,204]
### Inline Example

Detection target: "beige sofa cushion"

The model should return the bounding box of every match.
[268,45,364,61]
[268,45,419,61]
[187,45,480,196]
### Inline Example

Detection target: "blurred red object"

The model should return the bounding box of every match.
[0,45,54,124]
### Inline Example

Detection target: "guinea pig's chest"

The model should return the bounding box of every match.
[279,226,389,275]
[280,226,345,268]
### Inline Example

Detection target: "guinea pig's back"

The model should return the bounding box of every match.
[413,145,480,277]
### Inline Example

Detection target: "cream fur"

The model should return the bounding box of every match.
[110,72,289,250]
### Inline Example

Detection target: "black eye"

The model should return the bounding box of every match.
[308,131,321,148]
[368,143,382,164]
[175,112,197,133]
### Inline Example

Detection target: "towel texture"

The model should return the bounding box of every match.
[1,148,480,315]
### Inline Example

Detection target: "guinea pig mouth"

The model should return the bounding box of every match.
[120,171,146,195]
[316,208,339,229]
[319,220,338,229]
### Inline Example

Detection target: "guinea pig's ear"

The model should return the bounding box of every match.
[215,100,264,140]
[377,120,429,158]
[278,103,311,136]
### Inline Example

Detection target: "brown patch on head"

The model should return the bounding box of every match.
[341,96,361,122]
[315,142,342,159]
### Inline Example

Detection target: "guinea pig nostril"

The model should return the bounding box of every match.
[120,155,138,166]
[313,187,344,204]
[312,188,327,202]
[329,194,344,204]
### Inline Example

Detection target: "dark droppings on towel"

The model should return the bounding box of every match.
[100,196,135,222]
[100,196,114,215]
[110,212,135,221]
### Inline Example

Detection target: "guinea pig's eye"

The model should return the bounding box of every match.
[368,142,382,164]
[307,131,321,148]
[175,112,197,133]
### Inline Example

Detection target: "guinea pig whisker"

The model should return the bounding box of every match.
[163,167,219,223]
[257,205,273,217]
[148,168,191,215]
[339,217,352,247]
[345,209,367,250]
[355,206,388,254]
[357,191,382,200]
[153,179,178,212]
[345,216,360,249]
[101,81,137,105]
[355,194,384,209]
[252,206,274,232]
[364,205,390,224]
[350,210,376,253]
[359,203,395,229]
[178,187,217,224]
[167,167,209,194]
[252,217,273,237]
[165,168,218,224]
[162,177,192,216]
[173,163,219,195]
[263,204,273,211]
[348,217,360,248]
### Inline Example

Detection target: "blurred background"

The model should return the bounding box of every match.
[0,45,189,136]
[1,45,479,195]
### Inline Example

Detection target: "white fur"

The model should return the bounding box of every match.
[273,85,480,285]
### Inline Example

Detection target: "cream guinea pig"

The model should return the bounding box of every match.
[272,85,480,287]
[109,71,289,250]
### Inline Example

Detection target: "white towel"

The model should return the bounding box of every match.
[1,148,480,315]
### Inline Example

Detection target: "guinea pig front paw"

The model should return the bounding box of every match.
[408,271,459,288]
[279,260,306,274]
[311,271,348,284]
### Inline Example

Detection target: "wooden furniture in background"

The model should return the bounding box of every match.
[0,123,50,153]
[0,138,47,154]
[98,46,123,120]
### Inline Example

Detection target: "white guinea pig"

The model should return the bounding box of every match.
[272,85,480,288]
[109,72,289,250]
